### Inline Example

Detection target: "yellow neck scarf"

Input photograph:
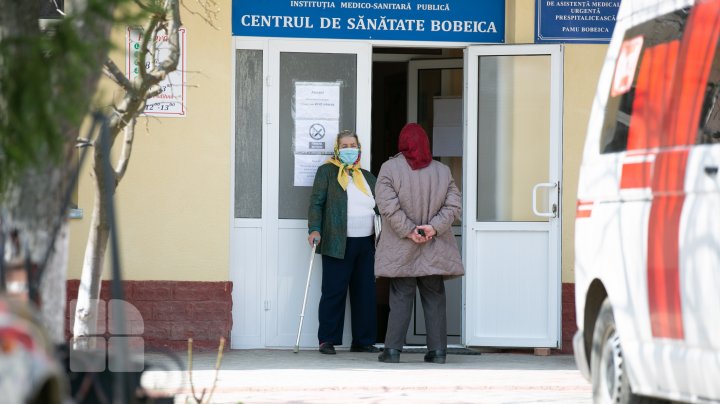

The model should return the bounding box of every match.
[327,157,370,196]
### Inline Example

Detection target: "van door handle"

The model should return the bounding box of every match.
[532,182,558,218]
[704,166,719,176]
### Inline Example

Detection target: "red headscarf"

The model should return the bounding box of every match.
[398,123,432,170]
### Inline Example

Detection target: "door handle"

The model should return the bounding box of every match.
[704,166,719,176]
[532,182,558,218]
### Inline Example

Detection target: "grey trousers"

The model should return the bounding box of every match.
[383,275,447,351]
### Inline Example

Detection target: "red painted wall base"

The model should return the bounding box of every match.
[65,280,232,351]
[561,283,577,354]
[64,280,576,354]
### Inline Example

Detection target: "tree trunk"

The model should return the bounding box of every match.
[72,194,111,348]
[73,142,113,350]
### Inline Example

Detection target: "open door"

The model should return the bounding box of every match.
[463,45,563,347]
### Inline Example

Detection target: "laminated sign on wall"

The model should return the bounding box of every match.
[293,81,341,186]
[126,26,187,117]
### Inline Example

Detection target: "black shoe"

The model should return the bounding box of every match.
[350,344,380,353]
[424,349,447,364]
[319,342,336,355]
[378,348,401,363]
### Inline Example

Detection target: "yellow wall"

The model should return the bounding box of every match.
[68,6,233,281]
[561,45,607,283]
[510,56,550,221]
[506,0,535,44]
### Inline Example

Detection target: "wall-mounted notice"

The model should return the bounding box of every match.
[535,1,621,43]
[294,81,340,154]
[293,81,341,186]
[294,154,329,187]
[295,119,340,154]
[126,26,187,117]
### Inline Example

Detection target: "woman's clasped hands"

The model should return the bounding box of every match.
[407,224,436,244]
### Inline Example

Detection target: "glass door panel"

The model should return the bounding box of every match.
[278,52,358,219]
[477,55,551,222]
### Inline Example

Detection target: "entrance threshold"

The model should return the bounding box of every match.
[376,344,482,355]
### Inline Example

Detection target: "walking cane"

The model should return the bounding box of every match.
[294,238,318,353]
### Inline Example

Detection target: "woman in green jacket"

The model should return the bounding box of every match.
[307,130,379,355]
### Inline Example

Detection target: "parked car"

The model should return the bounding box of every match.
[573,0,720,402]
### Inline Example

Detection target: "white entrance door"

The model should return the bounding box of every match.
[265,40,372,348]
[230,39,371,348]
[463,45,563,347]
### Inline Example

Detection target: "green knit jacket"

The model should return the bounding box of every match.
[308,163,378,259]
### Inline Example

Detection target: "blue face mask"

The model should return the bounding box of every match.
[338,148,359,165]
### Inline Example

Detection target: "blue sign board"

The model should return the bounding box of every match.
[232,1,505,43]
[536,0,621,43]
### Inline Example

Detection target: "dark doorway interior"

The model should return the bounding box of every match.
[370,48,463,344]
[370,61,407,176]
[370,60,407,342]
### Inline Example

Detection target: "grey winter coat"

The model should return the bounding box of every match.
[374,154,464,278]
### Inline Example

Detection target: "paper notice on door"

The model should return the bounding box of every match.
[294,81,341,155]
[295,119,338,154]
[293,81,340,185]
[294,154,329,187]
[295,82,341,120]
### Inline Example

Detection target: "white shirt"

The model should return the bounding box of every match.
[346,174,375,237]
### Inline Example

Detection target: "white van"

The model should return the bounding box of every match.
[573,0,720,402]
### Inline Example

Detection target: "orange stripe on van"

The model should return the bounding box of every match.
[575,200,593,218]
[647,152,688,340]
[626,41,679,151]
[620,160,653,189]
[665,1,720,148]
[645,0,720,340]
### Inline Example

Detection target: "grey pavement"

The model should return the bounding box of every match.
[141,348,592,404]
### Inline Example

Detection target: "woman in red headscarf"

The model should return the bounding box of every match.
[374,123,464,364]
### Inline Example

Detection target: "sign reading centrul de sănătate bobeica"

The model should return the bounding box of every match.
[232,0,505,43]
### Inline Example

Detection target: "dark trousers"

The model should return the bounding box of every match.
[318,236,377,346]
[384,276,447,351]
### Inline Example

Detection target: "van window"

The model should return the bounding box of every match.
[599,10,689,154]
[698,41,720,144]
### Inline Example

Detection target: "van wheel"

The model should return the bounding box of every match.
[591,299,663,404]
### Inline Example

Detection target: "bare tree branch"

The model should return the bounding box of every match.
[114,117,136,182]
[182,0,219,30]
[133,0,153,12]
[138,14,161,82]
[107,0,179,138]
[52,0,66,16]
[103,58,133,92]
[149,23,162,69]
[153,0,181,79]
[147,84,163,98]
